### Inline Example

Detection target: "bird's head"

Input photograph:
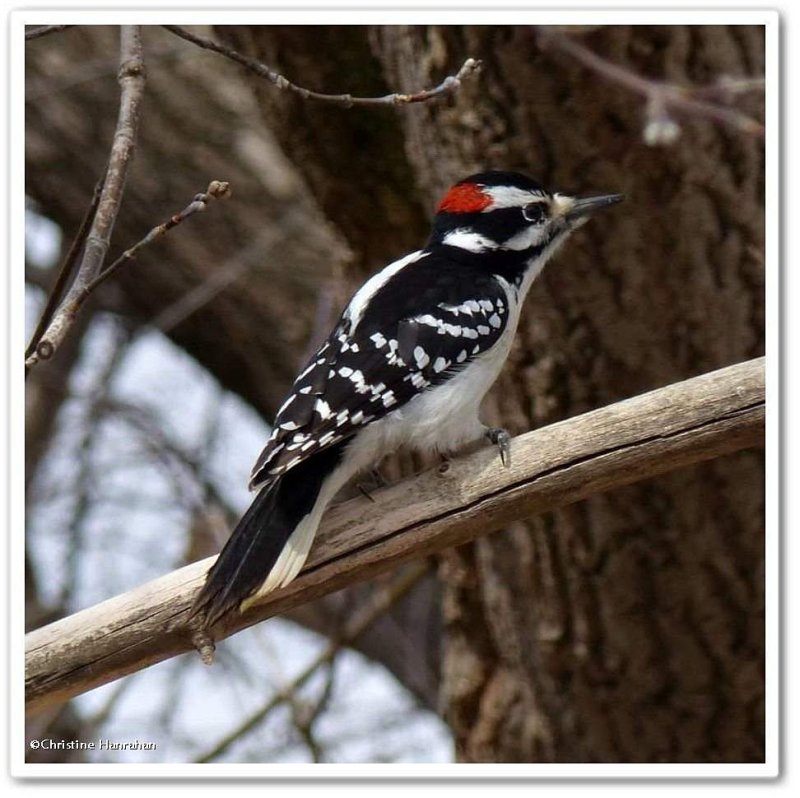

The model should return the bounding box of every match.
[430,171,623,256]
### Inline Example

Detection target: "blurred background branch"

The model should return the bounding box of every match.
[536,26,765,143]
[25,24,74,41]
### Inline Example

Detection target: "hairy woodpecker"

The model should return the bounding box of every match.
[192,171,622,628]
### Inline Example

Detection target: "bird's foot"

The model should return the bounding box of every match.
[485,427,512,468]
[370,467,389,488]
[357,467,389,503]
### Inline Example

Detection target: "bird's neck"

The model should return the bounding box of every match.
[430,239,551,294]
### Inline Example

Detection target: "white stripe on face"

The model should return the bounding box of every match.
[482,185,547,210]
[442,229,498,252]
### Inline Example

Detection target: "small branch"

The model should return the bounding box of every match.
[162,25,481,108]
[196,563,429,763]
[537,27,765,143]
[83,180,231,296]
[25,26,146,376]
[58,323,132,610]
[25,25,74,41]
[25,358,765,715]
[689,76,766,102]
[75,26,145,282]
[95,394,239,524]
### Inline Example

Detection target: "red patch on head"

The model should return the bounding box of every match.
[437,183,492,214]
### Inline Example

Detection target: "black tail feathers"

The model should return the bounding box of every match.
[190,441,347,629]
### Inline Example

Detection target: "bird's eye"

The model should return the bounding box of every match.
[522,203,546,224]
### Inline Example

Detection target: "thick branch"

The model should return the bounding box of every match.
[25,358,765,715]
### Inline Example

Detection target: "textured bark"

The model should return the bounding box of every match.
[218,25,765,762]
[25,24,765,761]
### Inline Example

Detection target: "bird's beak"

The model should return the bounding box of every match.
[561,193,625,222]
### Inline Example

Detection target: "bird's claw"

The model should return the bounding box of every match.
[357,467,389,502]
[486,427,511,468]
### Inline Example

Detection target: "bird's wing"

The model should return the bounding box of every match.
[249,251,510,488]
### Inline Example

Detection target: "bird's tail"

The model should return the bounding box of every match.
[191,441,349,628]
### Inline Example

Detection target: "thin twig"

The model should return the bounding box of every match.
[83,180,232,296]
[145,209,304,334]
[536,27,764,143]
[25,26,146,375]
[195,563,429,762]
[689,76,766,102]
[95,396,240,523]
[25,42,188,103]
[25,25,74,41]
[87,672,139,731]
[162,25,481,108]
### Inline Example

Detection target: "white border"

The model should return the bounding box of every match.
[8,3,780,781]
[763,10,780,787]
[8,6,787,26]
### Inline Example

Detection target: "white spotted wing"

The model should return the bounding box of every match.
[249,251,510,488]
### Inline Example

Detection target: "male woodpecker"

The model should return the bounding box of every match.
[192,170,623,628]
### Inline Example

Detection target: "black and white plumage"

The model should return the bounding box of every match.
[192,171,623,628]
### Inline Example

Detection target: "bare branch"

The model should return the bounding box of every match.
[96,395,239,523]
[536,27,765,143]
[25,357,765,715]
[689,76,766,102]
[25,26,146,375]
[83,179,231,296]
[58,323,133,609]
[25,25,75,41]
[162,25,481,108]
